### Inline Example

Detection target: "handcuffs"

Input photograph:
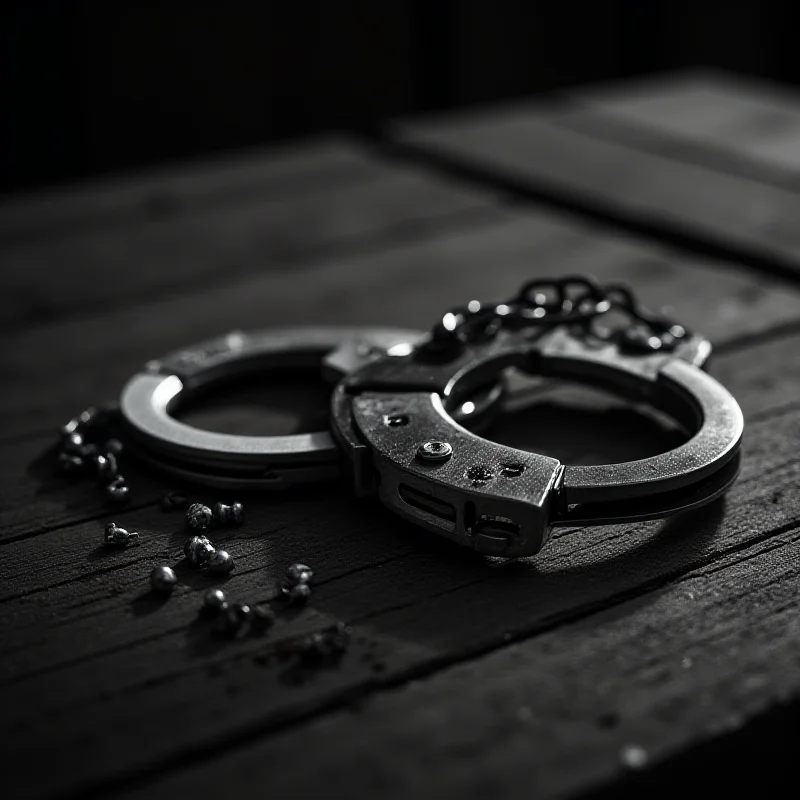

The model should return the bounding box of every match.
[120,277,743,558]
[120,327,502,490]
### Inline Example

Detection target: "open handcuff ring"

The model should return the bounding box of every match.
[120,326,503,490]
[331,276,744,557]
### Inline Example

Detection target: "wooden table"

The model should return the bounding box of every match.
[3,71,800,799]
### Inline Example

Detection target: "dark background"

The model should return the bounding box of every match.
[2,1,796,195]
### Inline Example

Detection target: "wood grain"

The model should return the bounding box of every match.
[129,510,800,800]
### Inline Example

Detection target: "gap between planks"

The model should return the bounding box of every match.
[373,131,800,292]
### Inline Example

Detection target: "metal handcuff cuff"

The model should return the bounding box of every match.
[120,327,503,490]
[331,277,743,557]
[119,277,742,560]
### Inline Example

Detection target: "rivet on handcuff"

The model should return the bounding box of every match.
[97,275,742,559]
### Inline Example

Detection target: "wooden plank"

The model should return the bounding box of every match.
[0,144,497,329]
[0,137,373,242]
[4,108,800,799]
[3,207,798,444]
[394,76,800,277]
[1,240,799,793]
[2,329,800,799]
[125,518,800,800]
[573,70,800,177]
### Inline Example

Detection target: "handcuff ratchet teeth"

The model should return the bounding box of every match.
[119,326,504,490]
[331,276,743,558]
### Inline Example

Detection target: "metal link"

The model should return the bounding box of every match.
[423,276,689,357]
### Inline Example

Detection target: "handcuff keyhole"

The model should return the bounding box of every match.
[500,463,525,478]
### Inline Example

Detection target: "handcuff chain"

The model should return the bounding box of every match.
[426,275,689,355]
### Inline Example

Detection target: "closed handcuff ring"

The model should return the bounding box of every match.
[331,278,744,557]
[120,326,504,489]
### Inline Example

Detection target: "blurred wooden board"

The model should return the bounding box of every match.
[3,76,800,800]
[0,136,497,329]
[573,71,800,177]
[395,71,800,280]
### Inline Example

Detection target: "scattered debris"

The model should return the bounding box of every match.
[150,565,177,594]
[285,583,312,606]
[201,588,227,615]
[282,562,314,604]
[184,535,216,567]
[186,503,213,531]
[56,405,130,505]
[105,475,130,503]
[104,522,139,548]
[213,501,244,526]
[208,549,235,575]
[272,622,352,684]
